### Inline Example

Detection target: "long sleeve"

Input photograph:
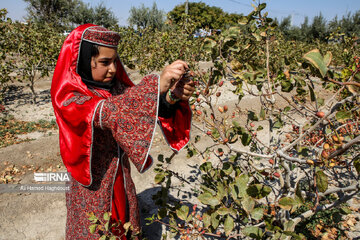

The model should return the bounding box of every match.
[96,74,159,173]
[158,93,179,118]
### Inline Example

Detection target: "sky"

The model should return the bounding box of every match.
[1,0,360,27]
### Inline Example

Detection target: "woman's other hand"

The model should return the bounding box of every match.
[171,77,195,102]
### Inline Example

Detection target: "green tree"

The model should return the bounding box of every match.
[24,0,78,29]
[168,2,242,30]
[0,9,16,101]
[69,1,94,26]
[14,22,64,103]
[92,3,118,28]
[309,13,328,41]
[25,0,118,29]
[278,16,291,38]
[128,2,165,30]
[300,16,311,41]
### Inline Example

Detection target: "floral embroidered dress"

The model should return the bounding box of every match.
[51,24,192,239]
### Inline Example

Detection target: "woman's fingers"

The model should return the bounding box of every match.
[172,80,196,101]
[170,60,189,71]
[160,60,190,94]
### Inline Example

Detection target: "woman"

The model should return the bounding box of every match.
[51,24,194,239]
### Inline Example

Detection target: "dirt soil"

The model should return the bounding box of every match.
[1,64,359,240]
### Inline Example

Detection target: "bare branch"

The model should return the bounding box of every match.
[292,191,359,227]
[277,150,307,164]
[227,145,274,159]
[281,94,358,152]
[327,135,360,159]
[319,183,360,197]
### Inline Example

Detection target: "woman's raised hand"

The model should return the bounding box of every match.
[160,60,189,94]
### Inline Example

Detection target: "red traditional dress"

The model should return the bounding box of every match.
[51,24,192,239]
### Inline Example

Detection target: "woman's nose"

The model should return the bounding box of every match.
[109,62,116,73]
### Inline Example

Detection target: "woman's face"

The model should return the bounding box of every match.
[91,46,117,82]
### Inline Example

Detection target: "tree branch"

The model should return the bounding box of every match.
[327,135,360,159]
[292,191,359,227]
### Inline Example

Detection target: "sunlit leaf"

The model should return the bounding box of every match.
[243,226,263,239]
[251,208,264,221]
[176,205,189,221]
[247,184,271,199]
[316,170,328,193]
[224,215,234,236]
[154,173,165,184]
[303,49,328,78]
[198,192,221,207]
[335,111,352,123]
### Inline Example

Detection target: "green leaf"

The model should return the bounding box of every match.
[211,212,220,229]
[283,220,295,231]
[260,107,265,120]
[99,235,106,240]
[238,16,248,25]
[157,154,164,162]
[278,197,300,213]
[103,212,110,221]
[340,206,352,215]
[248,111,259,121]
[281,80,293,92]
[256,126,264,131]
[104,221,109,231]
[243,226,263,239]
[89,224,97,234]
[230,183,238,200]
[247,184,271,199]
[335,111,352,123]
[242,195,255,214]
[203,38,217,53]
[217,207,237,216]
[316,170,328,193]
[211,128,220,139]
[317,97,325,107]
[222,162,233,175]
[88,212,98,223]
[198,192,221,207]
[154,173,165,184]
[216,182,227,201]
[323,51,333,67]
[273,121,283,129]
[295,184,304,204]
[283,231,305,239]
[176,205,189,221]
[251,208,264,221]
[303,49,328,78]
[308,84,316,102]
[235,174,249,198]
[224,215,234,236]
[258,3,267,11]
[228,26,241,37]
[200,162,213,172]
[354,158,360,175]
[241,132,252,146]
[203,213,211,228]
[200,184,217,195]
[157,207,167,219]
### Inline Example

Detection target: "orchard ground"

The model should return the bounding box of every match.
[1,62,360,239]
